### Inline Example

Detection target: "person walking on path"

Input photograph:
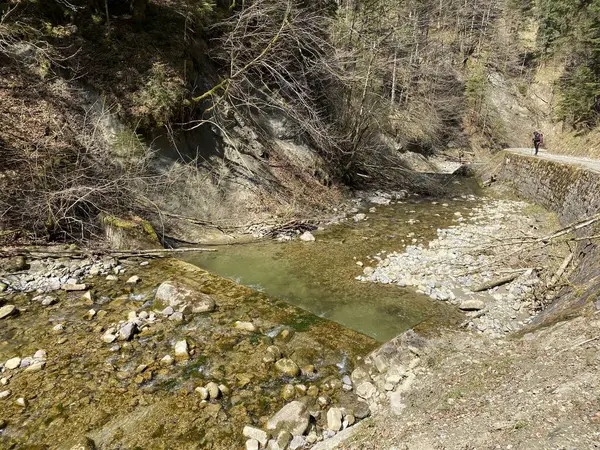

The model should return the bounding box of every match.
[533,130,543,155]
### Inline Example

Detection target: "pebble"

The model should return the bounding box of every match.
[195,386,209,400]
[168,311,184,322]
[161,306,174,317]
[118,322,136,341]
[106,275,118,281]
[160,355,174,366]
[41,296,57,306]
[5,358,21,370]
[102,332,117,344]
[281,384,296,400]
[0,390,11,399]
[62,283,87,291]
[459,300,486,311]
[126,275,140,284]
[299,231,316,242]
[15,397,27,407]
[205,382,220,399]
[234,321,257,332]
[174,340,189,360]
[326,407,343,431]
[289,436,306,450]
[24,361,45,373]
[275,358,300,377]
[0,305,17,320]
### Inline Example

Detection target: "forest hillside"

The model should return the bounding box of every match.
[0,0,598,245]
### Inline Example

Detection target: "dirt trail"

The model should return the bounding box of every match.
[507,148,600,173]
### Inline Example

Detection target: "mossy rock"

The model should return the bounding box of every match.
[101,215,161,250]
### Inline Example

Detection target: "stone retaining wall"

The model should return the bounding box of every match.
[497,152,600,224]
[497,151,600,322]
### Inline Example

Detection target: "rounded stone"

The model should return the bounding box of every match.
[275,359,300,377]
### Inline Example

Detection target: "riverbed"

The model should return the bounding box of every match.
[184,195,481,341]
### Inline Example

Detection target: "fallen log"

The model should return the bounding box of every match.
[471,273,520,292]
[0,247,216,260]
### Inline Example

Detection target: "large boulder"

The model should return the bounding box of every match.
[154,281,216,313]
[102,215,161,250]
[266,401,310,437]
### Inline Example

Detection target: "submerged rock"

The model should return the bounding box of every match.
[0,305,17,320]
[235,321,257,332]
[154,281,216,313]
[5,357,21,370]
[300,231,315,242]
[174,340,189,360]
[275,358,300,377]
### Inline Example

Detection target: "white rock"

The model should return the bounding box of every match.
[16,397,27,407]
[235,321,257,332]
[126,275,141,284]
[5,358,21,370]
[356,381,377,400]
[160,355,174,366]
[299,231,315,242]
[0,390,11,399]
[174,340,189,360]
[205,382,220,399]
[459,300,486,311]
[245,439,259,450]
[195,386,209,400]
[243,426,268,446]
[326,407,343,431]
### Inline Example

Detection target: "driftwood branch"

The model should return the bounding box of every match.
[472,273,520,292]
[547,253,573,288]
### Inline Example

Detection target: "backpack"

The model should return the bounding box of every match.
[533,131,541,142]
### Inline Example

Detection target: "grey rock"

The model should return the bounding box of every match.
[356,381,377,400]
[161,306,174,316]
[267,401,310,437]
[168,311,184,322]
[289,435,306,450]
[353,402,370,419]
[118,322,136,341]
[155,281,216,314]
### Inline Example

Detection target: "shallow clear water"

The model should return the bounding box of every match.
[185,197,479,341]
